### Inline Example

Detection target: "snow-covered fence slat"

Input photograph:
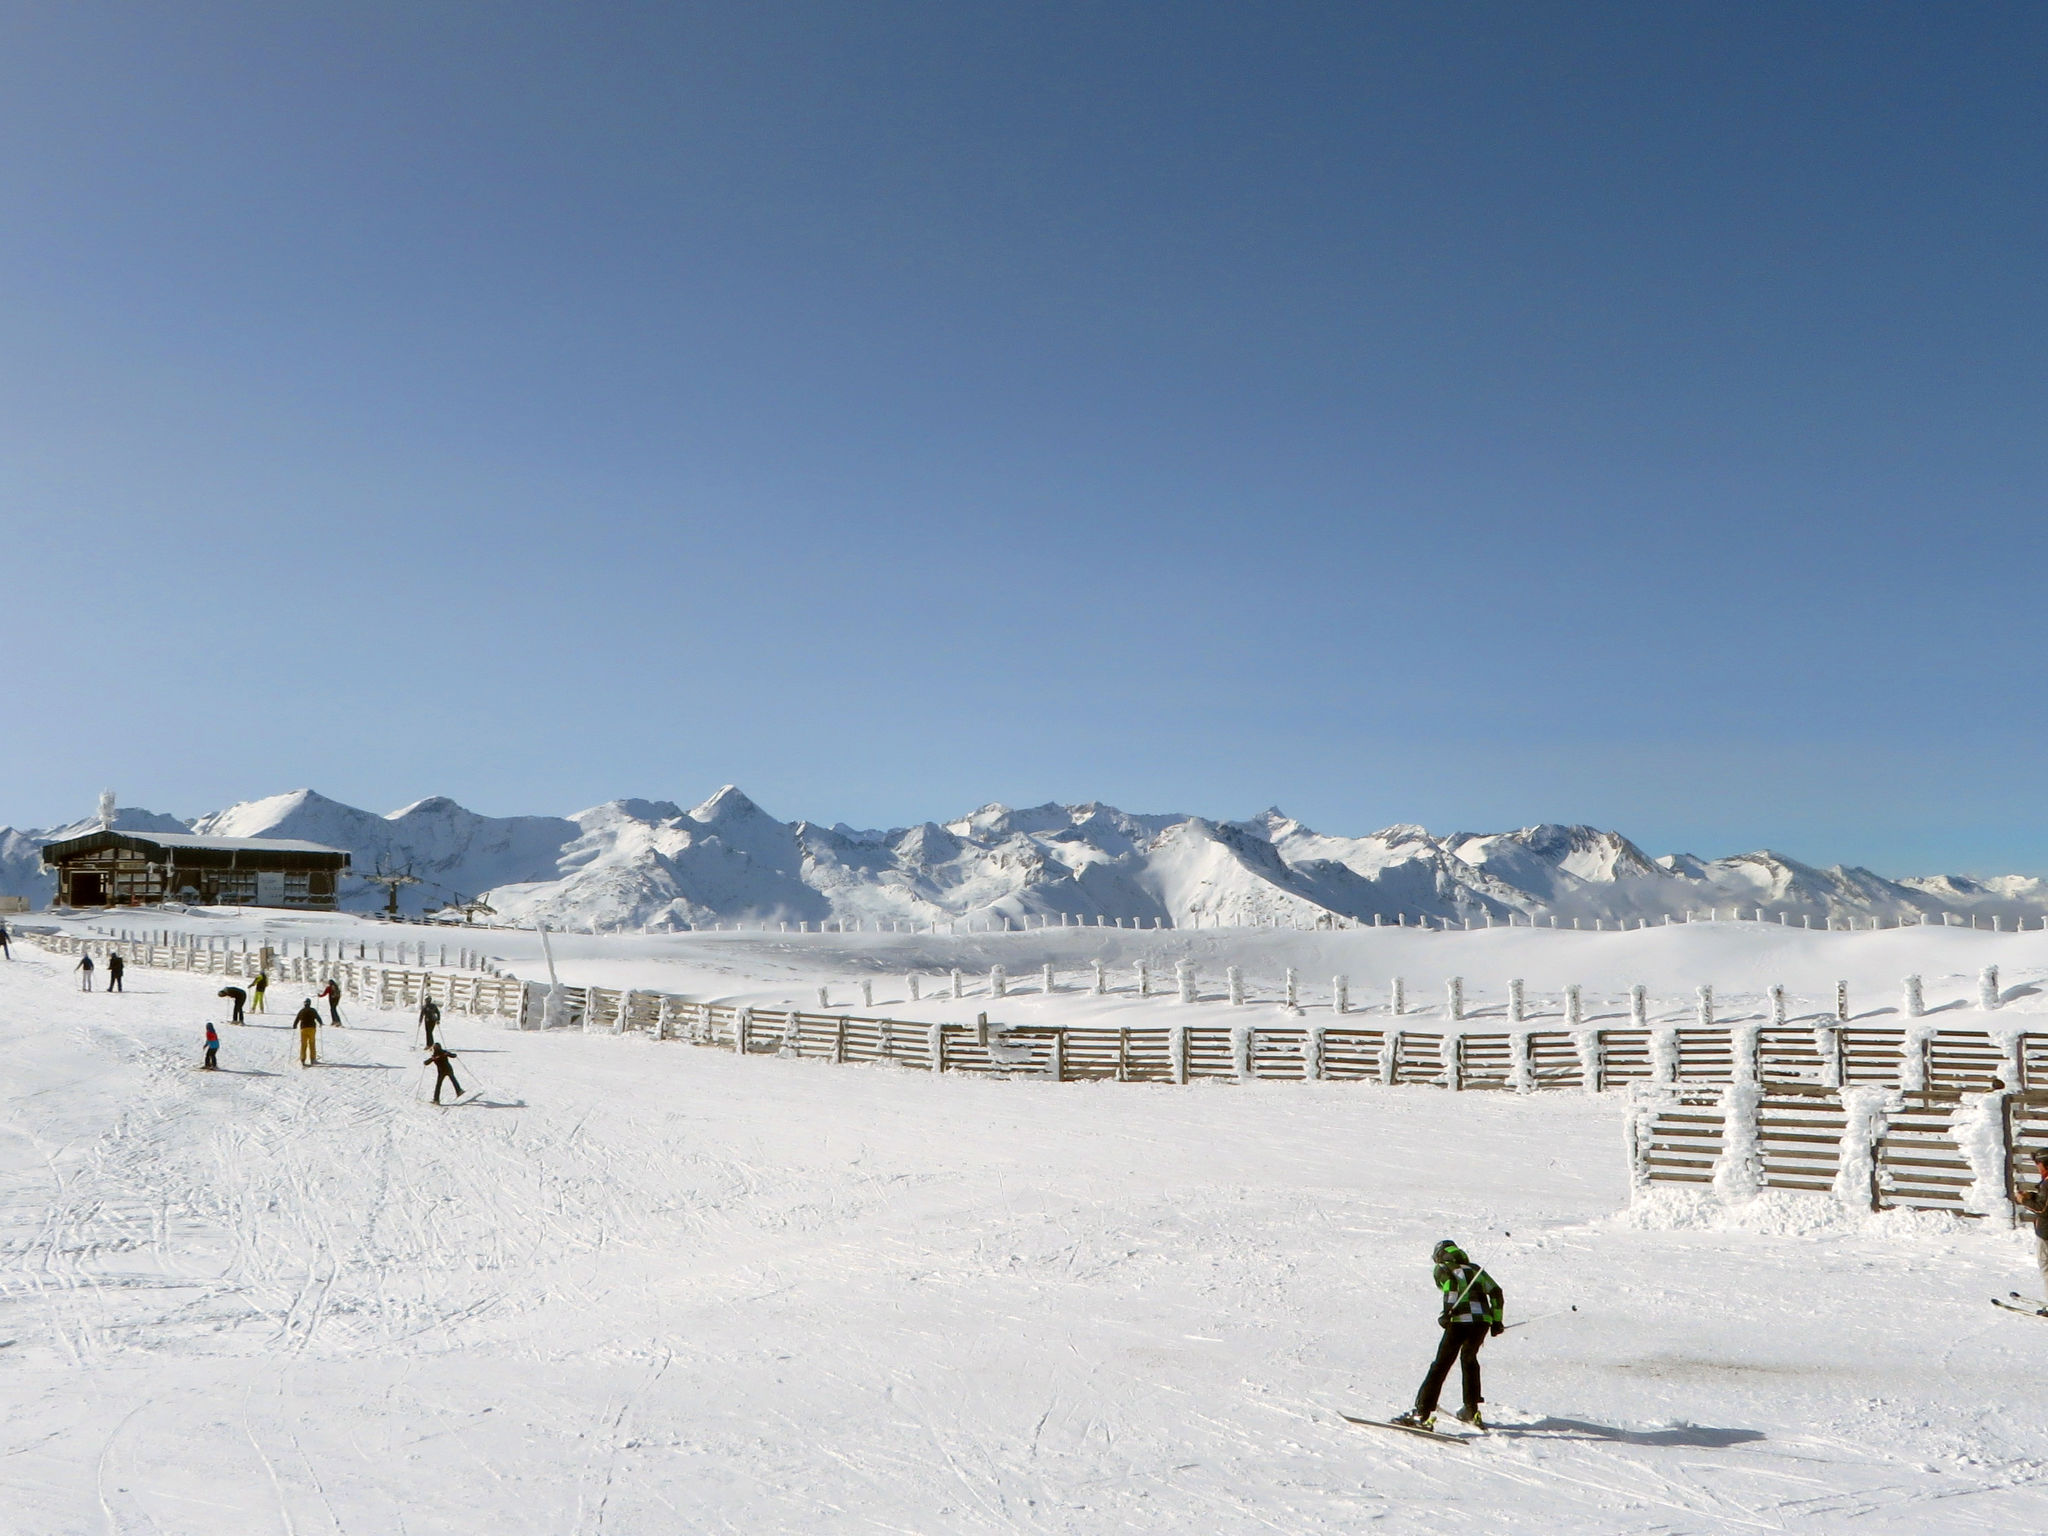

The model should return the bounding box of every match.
[2019,1036,2048,1092]
[1248,1027,1312,1080]
[1635,1091,1726,1185]
[1453,1033,1514,1090]
[1060,1029,1130,1080]
[1674,1027,1736,1083]
[1524,1031,1585,1090]
[1594,1029,1655,1091]
[1315,1028,1386,1081]
[1872,1091,1977,1215]
[1756,1027,1829,1083]
[1923,1030,2005,1093]
[1390,1031,1449,1086]
[937,1025,1058,1076]
[1182,1026,1237,1079]
[1754,1085,1848,1193]
[1838,1027,1907,1086]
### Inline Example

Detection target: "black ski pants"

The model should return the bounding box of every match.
[432,1066,462,1103]
[1415,1321,1490,1415]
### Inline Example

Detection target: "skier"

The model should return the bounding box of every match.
[76,953,94,991]
[320,976,344,1027]
[418,995,441,1049]
[423,1041,464,1104]
[106,951,124,992]
[293,998,320,1067]
[202,1021,220,1071]
[217,985,247,1025]
[250,970,269,1014]
[0,920,11,957]
[1390,1239,1505,1432]
[2015,1147,2048,1302]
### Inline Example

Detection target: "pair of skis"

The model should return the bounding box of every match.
[1993,1291,2048,1318]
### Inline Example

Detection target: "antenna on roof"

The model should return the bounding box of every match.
[97,790,115,830]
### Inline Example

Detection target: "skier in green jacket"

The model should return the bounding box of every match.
[1391,1239,1505,1432]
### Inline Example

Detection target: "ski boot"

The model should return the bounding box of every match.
[1453,1405,1485,1430]
[1389,1410,1435,1432]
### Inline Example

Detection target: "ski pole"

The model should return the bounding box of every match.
[1502,1305,1577,1331]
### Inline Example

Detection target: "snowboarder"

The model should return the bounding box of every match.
[217,985,247,1025]
[76,953,94,991]
[1390,1240,1505,1433]
[250,970,269,1014]
[106,952,124,992]
[294,998,319,1067]
[2015,1148,2048,1302]
[202,1021,220,1071]
[320,977,343,1027]
[418,995,441,1049]
[423,1041,463,1104]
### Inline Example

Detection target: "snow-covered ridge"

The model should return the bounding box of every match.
[4,787,2046,932]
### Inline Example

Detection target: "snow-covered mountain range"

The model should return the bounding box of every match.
[4,788,2045,930]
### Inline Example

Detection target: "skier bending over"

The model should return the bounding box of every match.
[202,1022,220,1071]
[76,954,94,991]
[419,995,441,1049]
[2015,1148,2048,1302]
[294,999,320,1067]
[217,986,247,1025]
[320,977,343,1027]
[106,952,124,992]
[1391,1240,1505,1432]
[424,1042,463,1104]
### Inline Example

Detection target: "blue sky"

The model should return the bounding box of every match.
[2,4,2044,873]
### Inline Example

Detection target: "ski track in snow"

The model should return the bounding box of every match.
[4,936,2048,1532]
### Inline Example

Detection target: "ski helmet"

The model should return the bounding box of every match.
[1432,1239,1465,1264]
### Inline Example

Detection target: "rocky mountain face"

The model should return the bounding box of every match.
[2,788,2040,930]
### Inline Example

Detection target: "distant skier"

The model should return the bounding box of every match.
[76,953,94,991]
[319,977,343,1027]
[106,952,124,992]
[1390,1240,1505,1433]
[294,998,320,1067]
[202,1021,220,1071]
[218,985,247,1025]
[250,970,269,1014]
[423,1041,463,1104]
[2015,1148,2048,1302]
[0,921,11,958]
[418,995,441,1049]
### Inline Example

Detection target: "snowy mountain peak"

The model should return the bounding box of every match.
[689,784,767,826]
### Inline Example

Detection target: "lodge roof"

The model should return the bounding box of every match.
[40,829,352,868]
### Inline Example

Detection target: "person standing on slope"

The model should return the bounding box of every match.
[250,969,269,1014]
[319,976,343,1027]
[218,985,247,1025]
[1391,1239,1505,1432]
[293,998,320,1067]
[418,995,441,1050]
[2014,1148,2048,1303]
[106,951,124,992]
[76,953,94,991]
[423,1041,463,1104]
[0,921,12,958]
[202,1021,220,1071]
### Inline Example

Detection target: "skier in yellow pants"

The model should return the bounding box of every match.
[295,998,320,1066]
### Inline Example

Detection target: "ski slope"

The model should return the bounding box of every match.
[3,933,2047,1534]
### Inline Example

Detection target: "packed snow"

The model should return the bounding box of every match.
[4,917,2047,1534]
[9,787,2048,934]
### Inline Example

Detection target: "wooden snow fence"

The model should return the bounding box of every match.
[2004,1092,2048,1216]
[1636,1091,1726,1185]
[1838,1027,1908,1086]
[1755,1085,1848,1194]
[1756,1027,1829,1084]
[1316,1027,1387,1081]
[1596,1029,1654,1091]
[1922,1030,2006,1093]
[1453,1033,1514,1090]
[1872,1091,1976,1214]
[2020,1036,2048,1092]
[1390,1031,1449,1087]
[1675,1027,1736,1083]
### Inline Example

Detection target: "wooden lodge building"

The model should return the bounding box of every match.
[41,830,351,910]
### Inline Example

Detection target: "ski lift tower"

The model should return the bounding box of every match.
[447,894,498,926]
[361,860,421,919]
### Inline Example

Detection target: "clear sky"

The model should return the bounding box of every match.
[2,4,2044,873]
